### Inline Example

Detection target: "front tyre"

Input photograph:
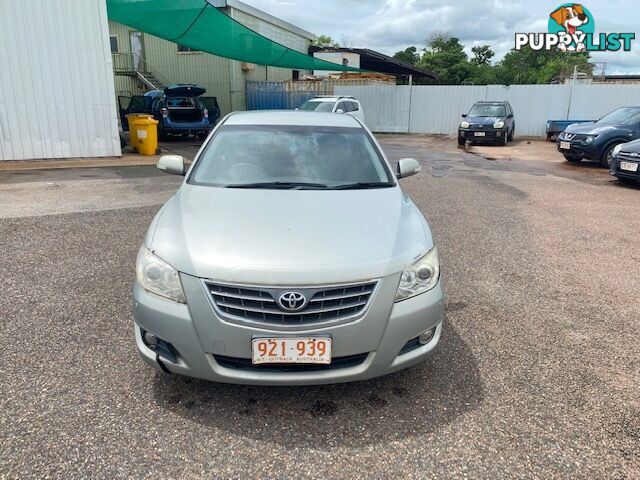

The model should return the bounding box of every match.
[458,136,466,146]
[600,143,621,168]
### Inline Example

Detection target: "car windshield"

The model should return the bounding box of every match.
[468,104,506,117]
[299,101,335,112]
[596,107,640,125]
[189,125,393,189]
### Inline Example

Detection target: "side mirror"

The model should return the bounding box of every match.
[295,108,299,111]
[397,158,421,179]
[461,113,467,118]
[507,113,513,118]
[157,155,185,176]
[336,109,345,114]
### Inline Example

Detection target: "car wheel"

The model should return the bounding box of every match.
[458,137,466,146]
[508,127,514,142]
[500,133,508,146]
[600,143,621,168]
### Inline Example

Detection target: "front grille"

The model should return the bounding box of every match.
[213,353,369,372]
[617,151,640,161]
[205,280,378,327]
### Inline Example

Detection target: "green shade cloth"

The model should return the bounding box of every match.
[107,0,362,71]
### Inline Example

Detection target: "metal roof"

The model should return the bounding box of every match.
[309,46,435,78]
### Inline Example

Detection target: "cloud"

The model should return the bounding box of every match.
[245,0,640,73]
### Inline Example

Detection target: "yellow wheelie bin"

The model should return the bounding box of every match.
[126,114,159,156]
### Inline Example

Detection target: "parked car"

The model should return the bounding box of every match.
[557,106,640,167]
[134,111,443,385]
[546,119,594,141]
[458,101,515,146]
[298,96,365,122]
[610,138,640,183]
[118,84,220,139]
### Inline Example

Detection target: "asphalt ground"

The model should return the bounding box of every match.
[1,136,639,479]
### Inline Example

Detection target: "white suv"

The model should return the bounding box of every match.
[298,96,365,122]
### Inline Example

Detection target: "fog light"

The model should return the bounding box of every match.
[143,330,158,348]
[418,327,436,345]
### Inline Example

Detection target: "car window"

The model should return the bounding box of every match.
[299,101,334,112]
[189,125,393,188]
[336,102,348,112]
[469,104,506,117]
[166,97,196,108]
[596,107,640,125]
[350,102,360,111]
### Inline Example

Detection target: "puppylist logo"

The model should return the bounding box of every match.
[515,4,635,52]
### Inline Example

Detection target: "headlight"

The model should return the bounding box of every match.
[395,247,440,302]
[585,136,594,144]
[493,121,505,129]
[460,121,470,128]
[136,247,186,303]
[613,144,623,157]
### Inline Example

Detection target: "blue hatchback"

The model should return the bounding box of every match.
[119,84,220,139]
[557,107,640,168]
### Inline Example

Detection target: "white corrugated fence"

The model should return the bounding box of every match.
[0,0,121,161]
[335,84,640,137]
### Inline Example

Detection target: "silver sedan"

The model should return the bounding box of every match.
[134,111,443,385]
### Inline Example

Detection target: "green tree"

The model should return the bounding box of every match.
[418,33,474,84]
[396,37,593,85]
[496,47,592,84]
[471,45,494,66]
[312,34,340,48]
[393,46,420,65]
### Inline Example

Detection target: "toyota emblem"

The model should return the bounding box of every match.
[278,291,307,312]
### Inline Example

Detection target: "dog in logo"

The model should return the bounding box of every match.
[550,4,589,52]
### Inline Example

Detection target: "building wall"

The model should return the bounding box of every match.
[313,52,361,77]
[0,0,120,160]
[109,4,312,117]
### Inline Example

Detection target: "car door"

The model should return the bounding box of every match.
[200,96,221,125]
[350,101,364,121]
[118,95,146,131]
[506,104,514,131]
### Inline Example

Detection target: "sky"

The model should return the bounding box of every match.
[245,0,640,74]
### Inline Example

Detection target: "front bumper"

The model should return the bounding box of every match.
[459,128,506,142]
[556,138,600,160]
[610,157,640,181]
[133,272,444,385]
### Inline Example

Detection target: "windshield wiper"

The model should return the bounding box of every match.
[224,181,329,190]
[331,182,393,190]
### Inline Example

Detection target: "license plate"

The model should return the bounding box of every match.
[474,131,486,137]
[560,141,571,150]
[252,337,332,364]
[620,161,639,172]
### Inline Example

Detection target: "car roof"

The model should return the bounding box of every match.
[307,96,356,102]
[224,111,362,128]
[475,101,509,104]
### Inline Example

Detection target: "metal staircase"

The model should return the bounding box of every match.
[112,53,169,91]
